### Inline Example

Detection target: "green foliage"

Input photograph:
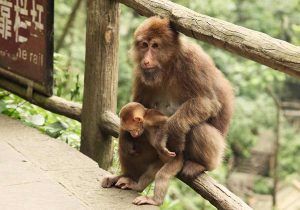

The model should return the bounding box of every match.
[0,89,81,150]
[159,166,227,210]
[117,6,146,111]
[279,120,300,178]
[53,53,83,102]
[228,94,276,157]
[253,177,273,195]
[54,0,86,71]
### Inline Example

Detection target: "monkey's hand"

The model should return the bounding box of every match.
[158,147,176,160]
[101,175,120,188]
[163,148,176,157]
[115,177,138,190]
[133,195,160,206]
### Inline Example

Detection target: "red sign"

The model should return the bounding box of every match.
[0,0,53,96]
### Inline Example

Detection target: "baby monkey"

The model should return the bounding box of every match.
[120,102,176,160]
[112,102,185,205]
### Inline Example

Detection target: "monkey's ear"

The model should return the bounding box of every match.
[134,117,142,123]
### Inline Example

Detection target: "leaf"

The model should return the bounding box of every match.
[0,100,6,113]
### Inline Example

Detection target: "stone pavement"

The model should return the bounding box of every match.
[0,115,157,210]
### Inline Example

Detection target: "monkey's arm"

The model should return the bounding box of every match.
[168,95,221,134]
[144,109,168,127]
[157,95,220,153]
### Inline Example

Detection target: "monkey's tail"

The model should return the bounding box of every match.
[180,160,206,180]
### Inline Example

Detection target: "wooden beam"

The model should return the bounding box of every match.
[80,0,119,169]
[0,67,50,96]
[179,174,252,210]
[283,110,300,117]
[281,101,300,110]
[118,0,300,79]
[0,77,81,121]
[100,111,120,138]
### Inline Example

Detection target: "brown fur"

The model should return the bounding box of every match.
[102,16,234,206]
[119,102,177,159]
[102,102,183,198]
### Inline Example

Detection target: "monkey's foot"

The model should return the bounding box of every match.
[101,175,119,188]
[133,196,159,206]
[115,177,137,190]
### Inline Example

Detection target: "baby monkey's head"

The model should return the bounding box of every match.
[119,102,146,138]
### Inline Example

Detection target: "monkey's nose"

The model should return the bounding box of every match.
[144,60,150,66]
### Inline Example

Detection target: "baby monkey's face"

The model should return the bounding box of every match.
[121,117,144,138]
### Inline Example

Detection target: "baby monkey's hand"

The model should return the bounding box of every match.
[163,148,176,157]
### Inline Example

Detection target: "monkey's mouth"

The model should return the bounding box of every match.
[142,67,157,73]
[142,68,159,78]
[130,128,144,138]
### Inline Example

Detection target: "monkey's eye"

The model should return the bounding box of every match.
[152,43,159,48]
[141,42,148,48]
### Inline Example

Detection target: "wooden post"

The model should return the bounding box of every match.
[80,0,119,169]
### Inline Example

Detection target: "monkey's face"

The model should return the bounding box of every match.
[128,127,144,138]
[133,38,164,85]
[131,16,180,86]
[120,102,147,138]
[121,119,144,138]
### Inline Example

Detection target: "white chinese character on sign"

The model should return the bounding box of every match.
[0,0,13,40]
[31,0,44,30]
[14,0,31,43]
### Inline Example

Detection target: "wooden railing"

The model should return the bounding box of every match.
[1,0,300,209]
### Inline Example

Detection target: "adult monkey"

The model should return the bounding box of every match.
[102,16,234,205]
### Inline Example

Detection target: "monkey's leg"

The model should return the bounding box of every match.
[133,154,183,206]
[116,160,162,192]
[182,123,225,179]
[134,160,162,191]
[180,160,206,180]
